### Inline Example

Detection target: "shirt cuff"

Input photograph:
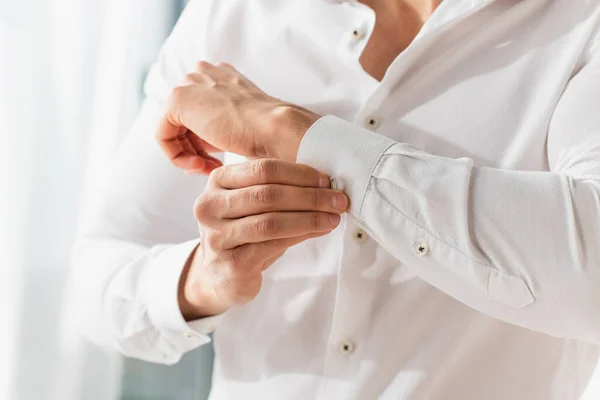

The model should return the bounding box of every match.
[144,239,225,351]
[296,115,396,218]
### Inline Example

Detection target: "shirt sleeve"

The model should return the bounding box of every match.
[297,50,600,345]
[72,0,224,365]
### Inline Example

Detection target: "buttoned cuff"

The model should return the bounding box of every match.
[144,239,225,352]
[296,115,396,219]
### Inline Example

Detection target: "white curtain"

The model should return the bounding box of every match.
[585,367,600,397]
[0,0,180,399]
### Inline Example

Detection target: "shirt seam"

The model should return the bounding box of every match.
[357,142,397,221]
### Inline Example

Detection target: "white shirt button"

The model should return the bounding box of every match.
[339,340,355,354]
[349,28,365,40]
[207,326,216,334]
[184,331,196,339]
[365,116,380,130]
[414,242,429,256]
[354,228,368,242]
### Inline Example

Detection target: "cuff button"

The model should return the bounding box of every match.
[330,177,344,191]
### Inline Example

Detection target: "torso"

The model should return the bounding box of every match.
[189,0,600,398]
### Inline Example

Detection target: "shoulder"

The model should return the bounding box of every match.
[529,0,600,66]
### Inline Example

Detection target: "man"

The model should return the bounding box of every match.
[73,0,600,398]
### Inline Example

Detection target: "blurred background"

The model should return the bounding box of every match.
[0,0,214,399]
[0,0,599,399]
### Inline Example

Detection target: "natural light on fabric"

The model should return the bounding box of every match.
[72,0,600,399]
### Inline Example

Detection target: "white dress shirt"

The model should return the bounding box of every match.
[73,0,600,398]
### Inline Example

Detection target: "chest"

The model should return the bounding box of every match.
[209,0,595,172]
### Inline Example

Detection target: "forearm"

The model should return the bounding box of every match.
[178,244,203,321]
[178,241,231,321]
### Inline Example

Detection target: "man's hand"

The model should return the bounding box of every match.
[179,159,349,320]
[157,62,320,174]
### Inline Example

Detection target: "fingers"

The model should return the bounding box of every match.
[158,74,225,174]
[259,231,329,257]
[217,185,348,219]
[215,62,238,73]
[156,118,223,173]
[215,211,341,249]
[215,231,330,279]
[210,159,331,190]
[158,60,287,167]
[193,61,248,82]
[256,231,331,271]
[188,134,222,153]
[196,219,333,309]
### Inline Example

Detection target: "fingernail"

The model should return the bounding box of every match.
[332,193,348,211]
[319,176,331,188]
[328,213,341,227]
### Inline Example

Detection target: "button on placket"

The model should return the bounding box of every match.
[364,116,380,130]
[338,340,355,355]
[414,242,429,256]
[337,9,373,60]
[354,228,368,243]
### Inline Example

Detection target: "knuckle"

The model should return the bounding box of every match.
[195,60,211,72]
[307,189,322,210]
[183,72,198,84]
[222,190,235,211]
[208,166,224,185]
[251,159,278,181]
[202,230,222,250]
[216,61,233,69]
[194,193,219,222]
[308,213,323,231]
[254,186,278,206]
[256,216,280,236]
[302,167,319,185]
[300,168,312,183]
[193,194,209,221]
[229,76,242,86]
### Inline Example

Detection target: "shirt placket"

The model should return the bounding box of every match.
[314,4,379,398]
[317,1,499,398]
[317,220,380,400]
[354,0,498,131]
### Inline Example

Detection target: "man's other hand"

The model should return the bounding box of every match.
[156,62,320,174]
[179,159,349,320]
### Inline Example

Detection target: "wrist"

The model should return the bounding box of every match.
[264,104,320,162]
[178,244,230,321]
